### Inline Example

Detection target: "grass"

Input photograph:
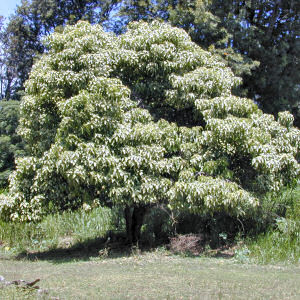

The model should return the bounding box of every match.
[245,185,300,264]
[0,186,300,298]
[0,250,300,299]
[0,206,121,254]
[246,218,300,264]
[0,286,38,300]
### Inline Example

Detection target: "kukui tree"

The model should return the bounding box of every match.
[0,21,299,243]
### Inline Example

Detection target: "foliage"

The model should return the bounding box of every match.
[0,21,299,243]
[0,16,14,100]
[207,0,300,126]
[0,100,25,187]
[120,0,300,126]
[141,206,175,244]
[0,0,121,99]
[246,218,300,264]
[246,185,300,264]
[1,0,299,126]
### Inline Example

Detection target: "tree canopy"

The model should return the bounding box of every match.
[0,21,299,242]
[119,0,300,126]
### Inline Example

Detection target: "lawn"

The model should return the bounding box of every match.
[0,249,299,299]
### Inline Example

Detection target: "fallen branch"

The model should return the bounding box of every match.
[0,275,40,289]
[0,275,58,299]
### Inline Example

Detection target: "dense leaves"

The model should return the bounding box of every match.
[1,0,299,127]
[0,22,299,237]
[0,0,120,99]
[0,100,25,187]
[120,0,300,126]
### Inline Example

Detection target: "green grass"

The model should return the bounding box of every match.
[1,186,300,299]
[245,185,300,264]
[0,286,38,300]
[0,206,120,253]
[247,227,300,264]
[0,250,299,299]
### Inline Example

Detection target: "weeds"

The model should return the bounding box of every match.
[0,206,118,253]
[247,218,300,264]
[245,185,300,264]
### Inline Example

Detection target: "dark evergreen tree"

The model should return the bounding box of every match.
[0,100,25,187]
[171,0,300,126]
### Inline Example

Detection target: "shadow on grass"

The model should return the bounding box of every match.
[170,249,235,260]
[15,233,135,264]
[15,244,234,264]
[14,232,235,264]
[14,232,160,264]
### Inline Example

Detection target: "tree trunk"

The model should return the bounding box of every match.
[124,205,148,245]
[124,206,133,244]
[4,77,12,100]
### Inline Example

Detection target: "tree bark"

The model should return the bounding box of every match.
[124,206,133,244]
[124,205,148,244]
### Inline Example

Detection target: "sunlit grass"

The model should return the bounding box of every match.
[246,185,300,264]
[0,251,300,300]
[0,206,120,254]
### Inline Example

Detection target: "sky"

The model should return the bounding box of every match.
[0,0,21,21]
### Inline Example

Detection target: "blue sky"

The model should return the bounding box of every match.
[0,0,21,20]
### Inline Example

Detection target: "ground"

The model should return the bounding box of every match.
[0,249,299,299]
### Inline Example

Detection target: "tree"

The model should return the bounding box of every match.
[1,0,121,99]
[0,100,25,187]
[0,16,4,98]
[0,21,299,243]
[186,0,300,126]
[0,16,17,100]
[175,0,300,126]
[120,1,300,126]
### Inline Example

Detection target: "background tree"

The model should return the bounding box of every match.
[0,100,25,187]
[204,0,300,126]
[0,22,298,243]
[0,16,4,98]
[119,1,259,87]
[1,0,120,99]
[0,16,17,100]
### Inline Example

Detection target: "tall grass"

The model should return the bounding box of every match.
[245,184,300,264]
[0,206,121,253]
